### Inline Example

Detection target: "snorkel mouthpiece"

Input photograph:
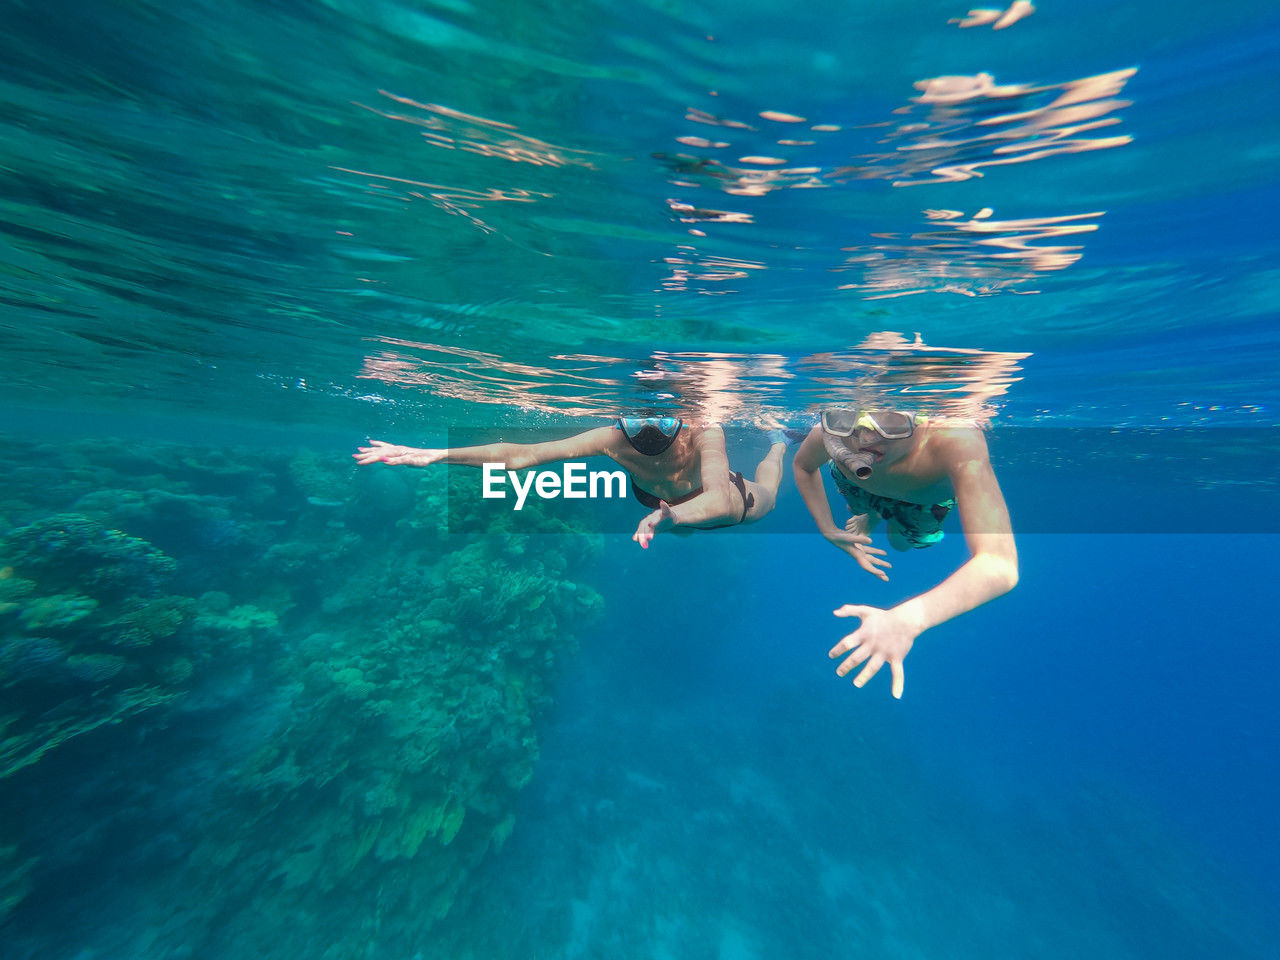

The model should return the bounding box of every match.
[847,451,875,481]
[822,432,875,480]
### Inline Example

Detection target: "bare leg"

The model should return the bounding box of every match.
[753,442,786,497]
[740,443,786,522]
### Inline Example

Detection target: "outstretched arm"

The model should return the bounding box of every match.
[354,427,617,469]
[829,428,1017,698]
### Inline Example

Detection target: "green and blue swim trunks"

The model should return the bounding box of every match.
[829,465,956,548]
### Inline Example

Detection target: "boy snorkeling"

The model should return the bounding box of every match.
[792,409,1018,699]
[354,418,796,548]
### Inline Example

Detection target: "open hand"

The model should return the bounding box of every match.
[353,441,440,466]
[824,525,892,581]
[632,500,675,550]
[829,604,920,699]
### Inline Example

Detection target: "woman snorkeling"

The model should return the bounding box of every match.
[354,418,799,548]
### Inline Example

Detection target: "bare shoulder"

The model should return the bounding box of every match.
[793,424,829,470]
[571,425,626,458]
[691,422,727,449]
[923,423,992,473]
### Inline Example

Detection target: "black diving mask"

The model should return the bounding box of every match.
[619,416,683,456]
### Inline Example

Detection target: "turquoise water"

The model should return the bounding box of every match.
[2,1,1278,957]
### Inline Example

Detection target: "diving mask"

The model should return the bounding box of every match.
[619,416,683,456]
[821,409,918,441]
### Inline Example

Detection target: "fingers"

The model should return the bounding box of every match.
[633,525,654,549]
[852,654,885,689]
[828,603,905,697]
[829,533,872,552]
[838,650,904,697]
[860,562,889,583]
[836,643,872,677]
[354,441,393,464]
[828,626,863,659]
[833,604,872,619]
[855,553,891,582]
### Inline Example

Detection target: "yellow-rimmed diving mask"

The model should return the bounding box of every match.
[820,409,918,440]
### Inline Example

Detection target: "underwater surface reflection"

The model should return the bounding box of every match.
[2,0,1280,957]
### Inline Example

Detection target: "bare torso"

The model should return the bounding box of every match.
[605,425,707,500]
[831,424,962,505]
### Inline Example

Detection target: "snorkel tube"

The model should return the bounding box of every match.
[823,432,876,480]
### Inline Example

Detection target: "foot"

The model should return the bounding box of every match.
[845,513,878,537]
[767,427,808,447]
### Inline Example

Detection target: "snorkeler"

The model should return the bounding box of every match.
[792,409,1018,699]
[354,418,797,547]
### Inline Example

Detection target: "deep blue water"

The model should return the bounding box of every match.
[2,1,1278,957]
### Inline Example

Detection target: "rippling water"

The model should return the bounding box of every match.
[3,3,1280,959]
[3,0,1277,426]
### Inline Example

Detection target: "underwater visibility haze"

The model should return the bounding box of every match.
[1,0,1278,957]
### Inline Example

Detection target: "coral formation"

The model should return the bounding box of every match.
[2,514,176,599]
[0,433,603,954]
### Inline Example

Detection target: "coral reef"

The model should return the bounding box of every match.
[0,433,603,954]
[2,514,176,599]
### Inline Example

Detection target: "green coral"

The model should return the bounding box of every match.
[0,433,607,955]
[19,593,99,631]
[107,596,194,648]
[65,653,128,683]
[1,685,178,779]
[0,575,36,603]
[0,842,36,924]
[193,603,278,644]
[158,657,194,685]
[1,514,176,599]
[288,451,350,505]
[263,539,319,576]
[332,666,376,701]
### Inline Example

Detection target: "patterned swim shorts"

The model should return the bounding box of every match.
[829,465,955,548]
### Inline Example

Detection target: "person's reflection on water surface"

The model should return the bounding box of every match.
[354,418,803,547]
[792,408,1018,699]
